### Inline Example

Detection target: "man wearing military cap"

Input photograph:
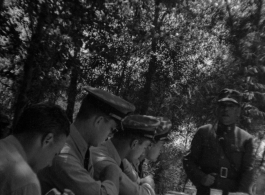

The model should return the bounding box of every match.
[183,88,255,195]
[91,115,160,195]
[133,117,172,180]
[38,86,135,195]
[121,116,169,185]
[145,117,172,162]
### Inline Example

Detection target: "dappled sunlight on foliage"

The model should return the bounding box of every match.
[1,0,265,193]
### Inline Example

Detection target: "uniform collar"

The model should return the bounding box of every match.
[217,122,236,132]
[69,124,88,158]
[4,135,27,161]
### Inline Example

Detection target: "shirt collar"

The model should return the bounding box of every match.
[69,124,88,158]
[5,135,27,161]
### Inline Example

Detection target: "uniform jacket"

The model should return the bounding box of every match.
[183,123,255,195]
[38,124,118,195]
[91,140,155,195]
[122,159,141,184]
[0,135,41,195]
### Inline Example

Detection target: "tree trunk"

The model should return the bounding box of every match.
[116,57,129,96]
[138,0,160,114]
[12,3,46,127]
[66,60,79,123]
[0,0,4,11]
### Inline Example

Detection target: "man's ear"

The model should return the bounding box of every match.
[41,133,54,148]
[93,115,104,128]
[130,139,139,149]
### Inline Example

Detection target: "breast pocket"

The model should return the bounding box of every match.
[230,145,245,167]
[201,140,218,161]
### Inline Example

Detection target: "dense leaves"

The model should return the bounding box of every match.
[1,0,265,193]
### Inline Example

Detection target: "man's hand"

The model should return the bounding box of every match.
[45,188,75,195]
[201,173,216,186]
[62,189,75,195]
[140,175,155,189]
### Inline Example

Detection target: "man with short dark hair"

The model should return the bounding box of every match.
[0,103,70,195]
[91,115,160,195]
[38,86,135,195]
[183,88,255,195]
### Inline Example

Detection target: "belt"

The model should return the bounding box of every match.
[201,166,239,180]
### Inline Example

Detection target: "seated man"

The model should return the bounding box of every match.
[131,117,172,180]
[38,86,135,195]
[91,115,160,195]
[145,117,172,162]
[0,103,70,195]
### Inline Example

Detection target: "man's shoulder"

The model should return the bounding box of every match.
[90,141,108,156]
[91,142,116,164]
[198,124,212,130]
[235,126,253,139]
[0,143,36,180]
[91,141,123,173]
[0,156,40,194]
[196,124,213,134]
[42,142,83,175]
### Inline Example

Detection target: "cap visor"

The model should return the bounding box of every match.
[218,98,239,105]
[156,137,170,142]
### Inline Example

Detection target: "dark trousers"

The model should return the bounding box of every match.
[196,186,228,195]
[196,178,238,195]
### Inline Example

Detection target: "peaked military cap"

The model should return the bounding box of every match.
[84,86,135,121]
[122,115,160,139]
[154,117,172,142]
[217,88,242,105]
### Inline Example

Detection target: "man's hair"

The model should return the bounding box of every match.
[76,95,108,121]
[13,103,70,141]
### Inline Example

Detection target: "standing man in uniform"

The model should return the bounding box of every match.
[183,88,255,195]
[38,86,135,195]
[91,115,160,195]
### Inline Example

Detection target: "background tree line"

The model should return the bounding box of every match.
[1,0,265,194]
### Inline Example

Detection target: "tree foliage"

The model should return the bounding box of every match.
[1,0,265,193]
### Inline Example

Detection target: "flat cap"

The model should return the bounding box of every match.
[84,86,135,121]
[217,88,242,105]
[154,117,172,142]
[122,115,160,139]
